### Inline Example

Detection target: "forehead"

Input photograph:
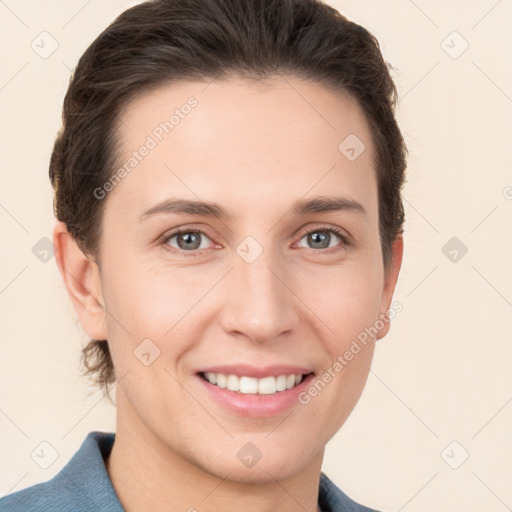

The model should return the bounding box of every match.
[108,76,377,220]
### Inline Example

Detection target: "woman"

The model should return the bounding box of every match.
[0,0,406,510]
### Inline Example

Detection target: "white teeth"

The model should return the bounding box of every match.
[239,376,258,394]
[216,373,227,388]
[258,376,277,394]
[226,374,240,392]
[205,372,217,385]
[276,375,287,392]
[203,372,305,395]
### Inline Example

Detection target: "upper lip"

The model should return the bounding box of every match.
[198,365,314,379]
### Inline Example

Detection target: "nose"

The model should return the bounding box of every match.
[217,244,299,345]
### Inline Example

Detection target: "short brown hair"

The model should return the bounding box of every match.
[50,0,408,399]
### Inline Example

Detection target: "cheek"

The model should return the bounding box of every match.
[302,262,384,343]
[100,258,216,380]
[103,255,205,334]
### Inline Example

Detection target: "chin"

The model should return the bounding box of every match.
[195,436,322,484]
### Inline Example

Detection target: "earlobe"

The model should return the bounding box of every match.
[53,221,108,341]
[376,234,404,340]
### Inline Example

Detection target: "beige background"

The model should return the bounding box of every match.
[1,1,511,511]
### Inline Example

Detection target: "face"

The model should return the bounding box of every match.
[83,76,401,482]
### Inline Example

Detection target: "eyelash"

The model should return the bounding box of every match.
[161,225,350,257]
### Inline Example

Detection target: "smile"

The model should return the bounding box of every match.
[200,372,306,395]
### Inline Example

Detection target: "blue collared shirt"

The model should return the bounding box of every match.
[0,431,380,511]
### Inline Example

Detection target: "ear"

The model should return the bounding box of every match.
[376,234,403,340]
[53,221,108,340]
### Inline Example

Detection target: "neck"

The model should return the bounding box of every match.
[105,390,325,512]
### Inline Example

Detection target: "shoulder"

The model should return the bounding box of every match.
[319,472,382,512]
[0,476,84,512]
[0,431,123,512]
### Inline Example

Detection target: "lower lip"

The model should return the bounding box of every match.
[196,373,315,417]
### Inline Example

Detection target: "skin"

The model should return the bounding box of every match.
[54,75,403,512]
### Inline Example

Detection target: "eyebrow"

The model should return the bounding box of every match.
[139,195,367,221]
